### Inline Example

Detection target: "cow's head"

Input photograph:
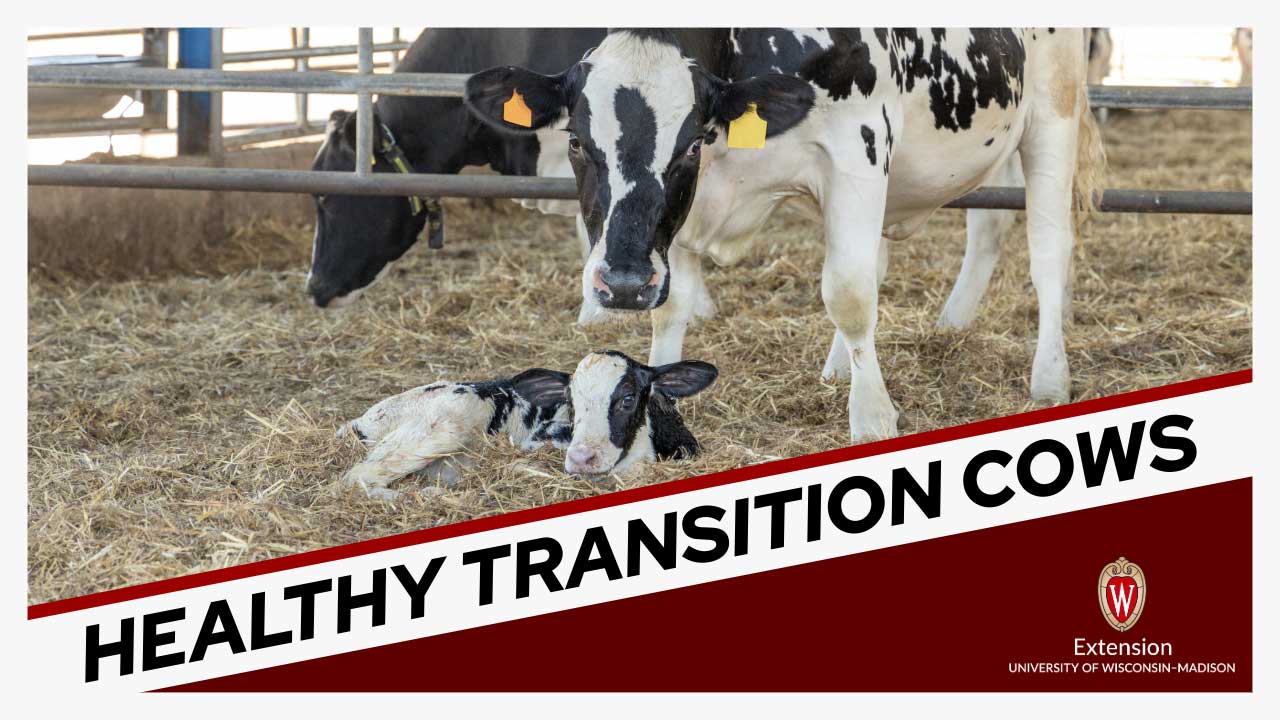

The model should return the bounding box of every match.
[515,351,718,477]
[306,109,430,308]
[465,30,815,313]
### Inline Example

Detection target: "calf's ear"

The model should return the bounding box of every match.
[511,369,571,408]
[700,69,816,139]
[651,361,719,399]
[465,65,570,134]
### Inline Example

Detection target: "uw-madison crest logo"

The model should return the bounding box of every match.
[1098,557,1146,631]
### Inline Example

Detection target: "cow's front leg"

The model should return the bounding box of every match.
[822,234,889,381]
[823,173,897,442]
[649,244,712,366]
[1019,110,1080,403]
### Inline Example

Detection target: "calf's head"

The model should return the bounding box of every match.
[465,30,816,314]
[306,110,429,308]
[516,351,718,477]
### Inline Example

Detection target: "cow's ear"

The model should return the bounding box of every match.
[511,369,571,408]
[337,109,386,150]
[650,361,718,399]
[701,69,816,139]
[465,65,569,134]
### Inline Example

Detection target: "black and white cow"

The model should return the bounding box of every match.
[515,351,718,477]
[306,28,605,308]
[466,28,1103,443]
[339,369,574,499]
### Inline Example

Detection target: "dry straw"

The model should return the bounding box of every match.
[29,109,1251,603]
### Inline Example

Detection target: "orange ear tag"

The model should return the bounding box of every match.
[727,102,767,149]
[503,89,533,128]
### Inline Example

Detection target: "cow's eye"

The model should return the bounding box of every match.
[618,393,636,410]
[685,136,704,157]
[568,133,583,153]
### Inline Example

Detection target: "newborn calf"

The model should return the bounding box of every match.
[515,351,719,478]
[339,371,572,499]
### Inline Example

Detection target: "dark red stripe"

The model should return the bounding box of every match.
[29,368,1251,620]
[169,479,1252,692]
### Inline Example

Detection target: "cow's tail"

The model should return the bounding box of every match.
[1072,74,1108,228]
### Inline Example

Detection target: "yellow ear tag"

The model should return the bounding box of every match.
[503,89,533,128]
[727,102,767,149]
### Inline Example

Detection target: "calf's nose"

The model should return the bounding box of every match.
[565,445,599,474]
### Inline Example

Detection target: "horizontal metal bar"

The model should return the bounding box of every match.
[944,186,1252,215]
[1089,85,1251,110]
[26,165,1253,215]
[27,115,168,137]
[28,28,143,41]
[28,165,559,198]
[222,123,327,149]
[28,65,466,96]
[28,64,1255,112]
[223,41,411,64]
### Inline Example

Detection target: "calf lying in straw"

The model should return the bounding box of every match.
[339,352,718,498]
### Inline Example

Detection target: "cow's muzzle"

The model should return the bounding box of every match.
[593,265,661,311]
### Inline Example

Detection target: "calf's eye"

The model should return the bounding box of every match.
[686,136,703,157]
[568,134,583,153]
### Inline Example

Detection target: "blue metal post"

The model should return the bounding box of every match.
[177,28,211,155]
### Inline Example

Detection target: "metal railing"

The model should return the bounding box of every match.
[26,27,409,141]
[26,28,1253,216]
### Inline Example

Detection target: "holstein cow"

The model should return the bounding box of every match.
[466,28,1104,443]
[306,28,605,308]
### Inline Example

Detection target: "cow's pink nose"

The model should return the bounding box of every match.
[566,445,599,473]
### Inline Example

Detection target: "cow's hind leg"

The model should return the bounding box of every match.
[1019,106,1080,404]
[939,154,1023,329]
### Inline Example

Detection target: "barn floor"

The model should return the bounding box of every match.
[27,109,1252,603]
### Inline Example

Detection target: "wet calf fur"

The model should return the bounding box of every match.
[339,370,573,500]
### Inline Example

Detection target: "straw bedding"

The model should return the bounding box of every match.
[27,109,1252,603]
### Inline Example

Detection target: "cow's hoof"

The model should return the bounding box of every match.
[849,403,900,444]
[936,304,978,330]
[1030,353,1071,405]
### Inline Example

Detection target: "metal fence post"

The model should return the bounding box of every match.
[176,28,212,155]
[292,28,310,131]
[140,28,168,134]
[209,28,224,166]
[355,28,374,177]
